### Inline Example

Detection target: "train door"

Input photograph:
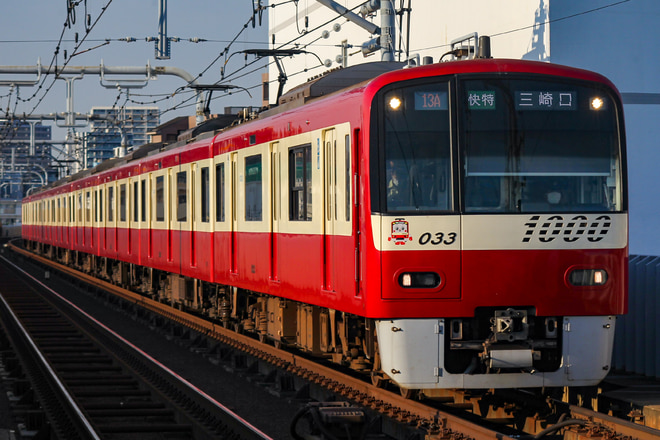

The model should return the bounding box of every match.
[230,152,238,274]
[323,127,356,295]
[323,129,337,291]
[270,142,280,282]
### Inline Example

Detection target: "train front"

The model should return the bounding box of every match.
[364,62,627,391]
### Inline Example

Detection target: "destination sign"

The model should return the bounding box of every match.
[515,91,577,111]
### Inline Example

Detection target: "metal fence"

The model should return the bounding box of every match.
[612,255,660,378]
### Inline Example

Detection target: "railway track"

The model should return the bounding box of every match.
[0,250,272,440]
[6,241,660,440]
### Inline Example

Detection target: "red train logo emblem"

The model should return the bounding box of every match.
[388,218,413,245]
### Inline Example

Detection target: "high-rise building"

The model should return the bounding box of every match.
[0,121,56,199]
[86,107,160,168]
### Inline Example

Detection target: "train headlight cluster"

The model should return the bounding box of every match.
[568,269,608,286]
[399,272,441,288]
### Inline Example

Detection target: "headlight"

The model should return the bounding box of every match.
[568,269,608,286]
[398,272,441,288]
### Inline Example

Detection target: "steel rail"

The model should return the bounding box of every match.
[9,242,518,439]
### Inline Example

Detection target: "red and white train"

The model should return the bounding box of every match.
[22,58,627,395]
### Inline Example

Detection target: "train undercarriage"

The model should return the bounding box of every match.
[28,240,577,401]
[31,241,378,375]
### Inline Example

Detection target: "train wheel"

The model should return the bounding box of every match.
[399,387,419,400]
[371,372,387,388]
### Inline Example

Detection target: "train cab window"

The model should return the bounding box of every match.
[155,176,165,222]
[119,184,127,222]
[201,166,210,223]
[289,145,312,221]
[245,155,262,221]
[133,181,139,223]
[176,171,187,222]
[108,187,114,222]
[372,81,453,213]
[460,77,624,213]
[215,164,225,222]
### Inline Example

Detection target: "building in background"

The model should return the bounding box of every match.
[0,121,58,232]
[85,106,160,168]
[266,0,660,257]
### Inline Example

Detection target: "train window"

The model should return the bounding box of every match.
[155,175,165,222]
[108,186,114,222]
[245,155,262,222]
[289,145,312,221]
[460,77,623,213]
[119,184,127,222]
[374,81,452,213]
[345,135,351,222]
[201,166,209,223]
[93,192,97,223]
[78,193,82,223]
[86,191,91,223]
[140,179,146,222]
[176,171,187,222]
[63,197,67,223]
[99,189,103,223]
[215,163,225,222]
[133,181,139,223]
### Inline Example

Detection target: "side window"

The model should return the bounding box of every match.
[176,171,187,221]
[155,176,165,221]
[119,183,127,222]
[108,187,114,222]
[133,181,139,223]
[201,166,210,223]
[245,155,262,221]
[93,191,97,223]
[289,145,312,221]
[215,163,225,222]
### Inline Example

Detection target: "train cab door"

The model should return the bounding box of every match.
[323,127,355,295]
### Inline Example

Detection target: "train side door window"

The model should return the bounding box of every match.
[119,183,127,222]
[98,188,103,223]
[85,190,91,223]
[201,166,209,223]
[245,154,262,221]
[176,171,187,222]
[140,178,147,222]
[133,181,139,223]
[289,144,312,221]
[108,186,115,222]
[155,175,165,222]
[215,163,225,222]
